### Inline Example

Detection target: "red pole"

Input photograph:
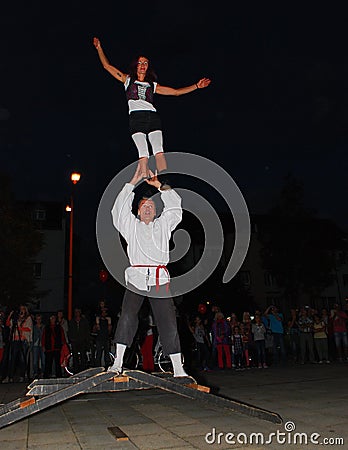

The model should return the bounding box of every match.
[68,195,74,321]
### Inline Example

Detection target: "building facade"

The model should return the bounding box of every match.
[30,202,66,314]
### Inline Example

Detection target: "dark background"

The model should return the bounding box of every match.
[1,2,347,311]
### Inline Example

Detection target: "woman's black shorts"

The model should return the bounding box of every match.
[129,111,162,135]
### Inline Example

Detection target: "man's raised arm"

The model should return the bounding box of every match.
[146,171,182,231]
[111,164,143,238]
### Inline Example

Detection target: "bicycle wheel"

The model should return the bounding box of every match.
[158,351,185,373]
[123,346,139,369]
[158,350,173,373]
[107,352,115,366]
[64,353,74,376]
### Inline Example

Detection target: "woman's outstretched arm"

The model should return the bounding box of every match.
[156,77,211,96]
[93,37,127,83]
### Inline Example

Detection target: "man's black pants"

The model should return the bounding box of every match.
[115,287,181,356]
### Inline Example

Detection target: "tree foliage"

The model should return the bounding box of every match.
[259,174,346,304]
[0,172,43,307]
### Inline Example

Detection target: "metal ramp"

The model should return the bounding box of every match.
[125,370,282,424]
[0,368,113,429]
[0,367,282,429]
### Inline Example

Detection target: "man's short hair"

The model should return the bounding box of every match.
[138,197,154,209]
[134,189,163,216]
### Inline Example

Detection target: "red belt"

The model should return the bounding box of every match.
[131,265,170,292]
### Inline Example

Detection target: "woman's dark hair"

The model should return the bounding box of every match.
[128,55,158,82]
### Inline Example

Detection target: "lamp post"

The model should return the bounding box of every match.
[66,172,81,321]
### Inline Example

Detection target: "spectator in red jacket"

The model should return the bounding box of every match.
[331,304,348,362]
[42,314,66,378]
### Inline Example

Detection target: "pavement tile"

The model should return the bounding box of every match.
[131,389,168,397]
[185,434,240,450]
[70,424,112,435]
[197,413,259,427]
[0,420,28,440]
[92,405,136,415]
[161,398,202,408]
[28,421,70,433]
[132,402,178,417]
[27,444,81,450]
[28,431,76,445]
[320,423,347,440]
[120,422,170,436]
[0,440,27,450]
[62,406,101,415]
[0,363,348,448]
[76,433,123,446]
[61,416,108,426]
[153,414,199,427]
[166,422,214,437]
[103,413,155,425]
[163,447,198,450]
[80,443,138,450]
[173,407,221,418]
[129,432,190,449]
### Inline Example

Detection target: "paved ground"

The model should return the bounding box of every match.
[0,362,347,449]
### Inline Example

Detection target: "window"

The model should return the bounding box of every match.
[264,271,276,287]
[33,263,42,279]
[266,297,281,308]
[239,270,251,285]
[328,297,336,309]
[342,274,348,286]
[33,209,46,221]
[338,252,347,265]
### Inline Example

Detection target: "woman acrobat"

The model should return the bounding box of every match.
[93,37,211,178]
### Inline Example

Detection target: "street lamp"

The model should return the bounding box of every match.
[67,172,81,321]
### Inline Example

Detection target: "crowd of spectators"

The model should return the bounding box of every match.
[186,300,348,371]
[0,298,347,381]
[0,302,113,383]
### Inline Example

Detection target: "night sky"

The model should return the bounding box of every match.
[1,3,347,302]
